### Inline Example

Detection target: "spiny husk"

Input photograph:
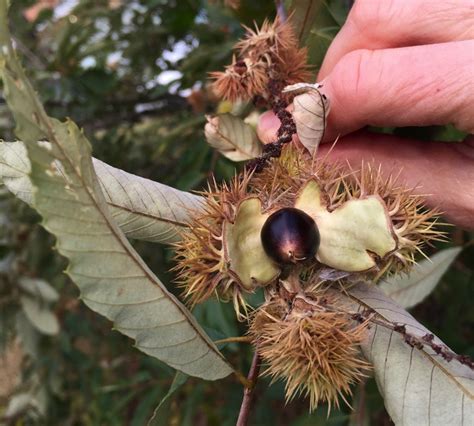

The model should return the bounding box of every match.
[210,56,269,103]
[173,172,253,313]
[348,163,444,277]
[236,18,299,56]
[238,18,311,85]
[275,46,312,87]
[250,290,371,411]
[173,164,295,315]
[175,144,442,313]
[253,145,444,280]
[211,18,310,102]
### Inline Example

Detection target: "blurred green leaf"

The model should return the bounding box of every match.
[18,277,59,303]
[15,311,40,358]
[288,0,325,45]
[5,392,34,418]
[0,141,205,244]
[148,372,188,426]
[20,294,60,335]
[288,0,348,69]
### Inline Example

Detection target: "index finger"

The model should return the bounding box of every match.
[319,0,474,79]
[320,40,474,142]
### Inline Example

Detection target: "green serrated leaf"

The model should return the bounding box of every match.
[380,247,462,309]
[348,283,474,426]
[0,1,232,381]
[0,141,204,244]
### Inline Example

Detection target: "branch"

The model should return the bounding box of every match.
[352,310,474,370]
[275,0,287,22]
[236,351,261,426]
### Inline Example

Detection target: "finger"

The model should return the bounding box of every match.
[319,0,474,78]
[320,40,474,141]
[318,131,474,230]
[256,113,474,227]
[257,110,280,144]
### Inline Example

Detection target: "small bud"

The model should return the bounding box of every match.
[261,207,320,265]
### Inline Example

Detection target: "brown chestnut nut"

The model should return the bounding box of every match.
[260,207,320,265]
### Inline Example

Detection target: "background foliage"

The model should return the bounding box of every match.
[0,1,472,424]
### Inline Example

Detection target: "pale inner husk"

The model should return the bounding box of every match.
[295,179,397,271]
[224,197,280,289]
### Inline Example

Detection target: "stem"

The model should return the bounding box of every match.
[275,0,287,22]
[236,351,261,426]
[208,150,219,179]
[349,379,367,426]
[214,336,252,345]
[352,310,474,370]
[246,80,297,173]
[280,267,303,294]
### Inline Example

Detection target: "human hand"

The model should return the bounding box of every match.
[258,0,474,229]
